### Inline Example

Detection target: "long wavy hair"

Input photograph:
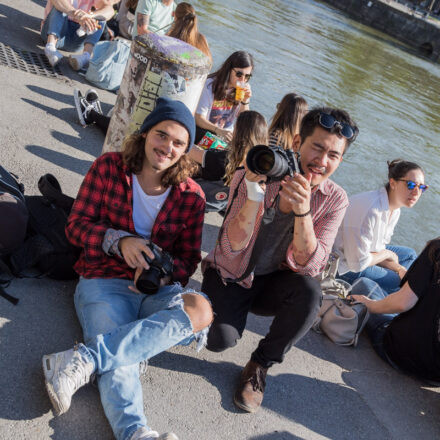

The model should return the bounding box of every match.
[269,93,308,151]
[122,131,198,187]
[209,51,254,101]
[167,2,212,60]
[224,111,267,186]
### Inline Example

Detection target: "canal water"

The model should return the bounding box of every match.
[193,0,439,252]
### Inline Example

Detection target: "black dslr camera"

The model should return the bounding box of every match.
[246,145,303,182]
[135,242,174,295]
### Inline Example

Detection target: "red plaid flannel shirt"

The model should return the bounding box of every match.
[66,152,205,285]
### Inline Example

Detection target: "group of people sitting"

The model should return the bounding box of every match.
[32,2,438,440]
[41,0,209,72]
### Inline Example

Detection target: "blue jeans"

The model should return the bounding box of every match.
[41,7,105,52]
[340,245,417,294]
[74,278,208,440]
[351,277,397,364]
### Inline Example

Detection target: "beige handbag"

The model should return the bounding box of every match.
[312,295,370,346]
[313,253,370,346]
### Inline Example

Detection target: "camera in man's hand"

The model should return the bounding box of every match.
[246,145,303,182]
[135,242,173,294]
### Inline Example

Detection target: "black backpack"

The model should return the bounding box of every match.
[0,172,80,304]
[10,174,80,280]
[0,166,27,304]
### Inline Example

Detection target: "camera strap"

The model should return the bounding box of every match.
[214,173,278,284]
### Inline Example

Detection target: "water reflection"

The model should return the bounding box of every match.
[194,0,439,250]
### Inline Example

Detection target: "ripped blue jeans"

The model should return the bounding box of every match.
[74,277,209,440]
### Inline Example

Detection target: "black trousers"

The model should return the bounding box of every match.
[202,267,322,368]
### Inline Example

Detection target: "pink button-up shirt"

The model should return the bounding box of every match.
[202,169,348,288]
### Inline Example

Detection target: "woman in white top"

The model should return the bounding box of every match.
[195,51,253,144]
[334,159,428,294]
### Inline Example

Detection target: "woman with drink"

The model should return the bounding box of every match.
[334,159,428,294]
[195,51,254,144]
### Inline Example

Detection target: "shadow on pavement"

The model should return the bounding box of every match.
[0,4,42,49]
[249,433,303,440]
[148,351,391,439]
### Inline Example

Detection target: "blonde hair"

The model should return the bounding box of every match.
[167,2,212,60]
[224,111,267,186]
[269,93,308,150]
[122,132,198,187]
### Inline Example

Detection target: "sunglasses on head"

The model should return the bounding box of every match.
[232,68,252,81]
[319,112,356,140]
[397,179,429,192]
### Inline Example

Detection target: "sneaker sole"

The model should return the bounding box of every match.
[233,394,260,413]
[42,354,64,416]
[73,89,87,126]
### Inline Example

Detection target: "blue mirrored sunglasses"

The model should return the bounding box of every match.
[398,179,429,193]
[319,112,356,140]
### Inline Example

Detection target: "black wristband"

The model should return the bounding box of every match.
[241,101,250,105]
[293,209,311,217]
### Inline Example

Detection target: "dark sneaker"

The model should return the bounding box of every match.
[85,88,103,115]
[233,360,268,413]
[73,88,94,126]
[42,344,94,415]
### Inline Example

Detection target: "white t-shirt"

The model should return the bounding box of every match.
[132,174,171,238]
[333,187,400,275]
[196,78,241,132]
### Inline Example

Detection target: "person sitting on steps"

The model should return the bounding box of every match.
[42,97,212,440]
[41,0,120,71]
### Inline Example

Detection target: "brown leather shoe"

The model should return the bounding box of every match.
[233,360,268,413]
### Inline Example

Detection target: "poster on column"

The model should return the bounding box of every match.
[103,34,212,153]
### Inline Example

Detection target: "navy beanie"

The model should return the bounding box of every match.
[139,97,195,151]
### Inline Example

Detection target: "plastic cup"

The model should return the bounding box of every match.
[235,81,246,102]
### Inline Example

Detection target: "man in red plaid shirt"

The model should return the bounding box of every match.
[42,98,212,440]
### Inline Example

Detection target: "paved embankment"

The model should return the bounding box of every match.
[1,1,440,439]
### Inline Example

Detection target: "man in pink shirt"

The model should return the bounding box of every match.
[202,107,358,413]
[41,0,119,70]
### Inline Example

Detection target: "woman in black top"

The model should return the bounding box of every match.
[351,238,440,383]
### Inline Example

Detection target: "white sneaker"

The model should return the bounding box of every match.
[44,44,63,67]
[42,344,94,415]
[68,52,90,71]
[130,427,179,440]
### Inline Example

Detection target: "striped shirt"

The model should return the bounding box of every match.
[202,169,348,288]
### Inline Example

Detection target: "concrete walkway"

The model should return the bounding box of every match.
[0,1,439,439]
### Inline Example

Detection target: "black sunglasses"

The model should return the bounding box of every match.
[397,179,429,193]
[319,112,357,140]
[232,68,252,81]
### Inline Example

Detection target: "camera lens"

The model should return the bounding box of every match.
[246,145,289,181]
[136,266,162,294]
